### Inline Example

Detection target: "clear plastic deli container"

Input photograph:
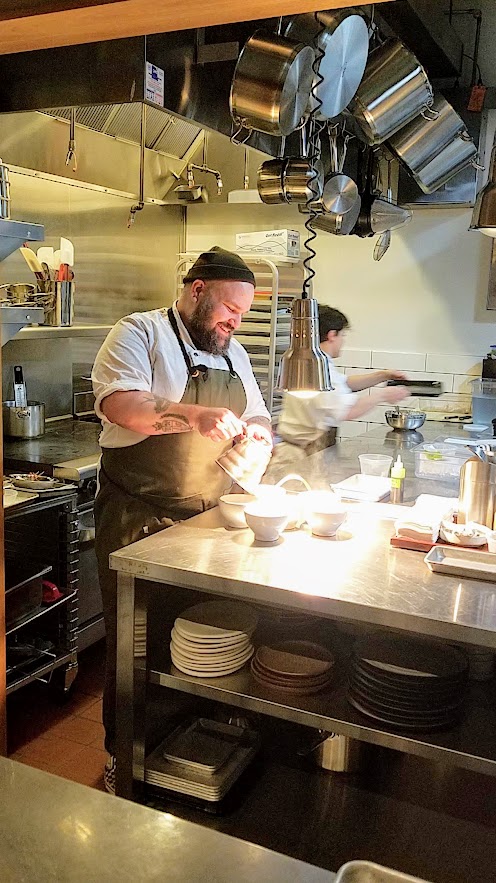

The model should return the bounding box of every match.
[471,379,496,428]
[413,439,472,482]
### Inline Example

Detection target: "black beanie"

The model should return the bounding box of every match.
[183,246,255,286]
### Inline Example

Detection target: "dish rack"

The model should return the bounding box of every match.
[176,254,303,420]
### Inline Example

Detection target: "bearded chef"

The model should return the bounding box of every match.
[92,247,272,792]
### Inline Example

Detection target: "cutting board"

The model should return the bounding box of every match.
[390,535,489,553]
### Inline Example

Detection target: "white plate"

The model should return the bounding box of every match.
[173,622,253,647]
[9,473,57,490]
[171,648,253,677]
[331,474,391,502]
[11,476,77,494]
[170,640,253,668]
[439,526,487,547]
[171,628,250,656]
[463,424,489,433]
[175,600,258,641]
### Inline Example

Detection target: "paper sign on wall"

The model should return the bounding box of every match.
[145,62,165,107]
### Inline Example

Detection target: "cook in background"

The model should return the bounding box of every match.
[274,305,410,462]
[92,246,272,793]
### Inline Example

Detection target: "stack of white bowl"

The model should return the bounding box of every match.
[170,600,257,677]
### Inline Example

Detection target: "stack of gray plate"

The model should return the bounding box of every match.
[170,600,257,677]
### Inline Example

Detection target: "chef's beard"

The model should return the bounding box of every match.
[189,293,233,355]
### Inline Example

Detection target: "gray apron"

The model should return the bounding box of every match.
[95,307,247,752]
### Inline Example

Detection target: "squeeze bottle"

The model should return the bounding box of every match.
[390,455,405,504]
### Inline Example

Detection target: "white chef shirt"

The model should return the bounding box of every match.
[276,357,357,445]
[92,302,270,448]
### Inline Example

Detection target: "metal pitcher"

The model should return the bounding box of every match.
[458,456,496,529]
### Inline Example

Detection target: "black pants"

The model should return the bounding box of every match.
[94,471,176,754]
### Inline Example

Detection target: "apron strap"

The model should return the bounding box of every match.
[167,307,236,378]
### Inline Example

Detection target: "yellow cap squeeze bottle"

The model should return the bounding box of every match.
[390,455,405,504]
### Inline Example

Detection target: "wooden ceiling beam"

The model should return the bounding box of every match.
[0,0,393,55]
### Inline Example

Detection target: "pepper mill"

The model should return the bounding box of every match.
[458,457,496,529]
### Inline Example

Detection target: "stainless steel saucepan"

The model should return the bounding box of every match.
[257,157,288,204]
[283,125,324,204]
[230,30,315,137]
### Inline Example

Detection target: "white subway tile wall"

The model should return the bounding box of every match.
[371,351,426,372]
[337,352,476,439]
[335,348,372,369]
[425,354,482,375]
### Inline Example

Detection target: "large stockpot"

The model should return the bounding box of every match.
[230,30,315,137]
[412,134,478,193]
[388,95,465,171]
[349,38,434,145]
[3,401,45,438]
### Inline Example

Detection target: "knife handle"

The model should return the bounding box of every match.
[14,365,23,385]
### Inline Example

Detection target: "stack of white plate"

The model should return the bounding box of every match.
[170,600,257,677]
[145,719,260,801]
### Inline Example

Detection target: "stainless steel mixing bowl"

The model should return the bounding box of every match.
[385,409,426,431]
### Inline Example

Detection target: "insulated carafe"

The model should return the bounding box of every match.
[458,457,496,529]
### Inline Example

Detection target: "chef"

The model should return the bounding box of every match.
[92,247,272,792]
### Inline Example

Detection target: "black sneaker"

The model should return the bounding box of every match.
[104,754,116,794]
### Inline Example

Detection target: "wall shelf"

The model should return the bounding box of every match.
[13,323,113,340]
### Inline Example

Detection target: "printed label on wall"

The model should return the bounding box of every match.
[145,62,165,107]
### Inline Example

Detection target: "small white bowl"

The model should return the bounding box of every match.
[305,490,347,537]
[439,519,487,547]
[244,502,289,542]
[218,493,256,529]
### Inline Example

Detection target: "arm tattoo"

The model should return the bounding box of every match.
[152,415,192,433]
[142,394,192,433]
[142,393,174,414]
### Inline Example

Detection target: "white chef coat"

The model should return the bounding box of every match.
[276,357,357,445]
[92,302,270,449]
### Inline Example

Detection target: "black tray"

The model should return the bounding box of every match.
[386,379,443,397]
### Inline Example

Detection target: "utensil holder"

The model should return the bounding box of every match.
[43,281,74,326]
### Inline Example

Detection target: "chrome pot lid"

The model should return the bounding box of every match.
[286,12,369,120]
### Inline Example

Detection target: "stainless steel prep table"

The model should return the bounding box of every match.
[0,756,336,883]
[109,424,496,799]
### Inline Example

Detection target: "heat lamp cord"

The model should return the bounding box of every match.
[302,13,326,300]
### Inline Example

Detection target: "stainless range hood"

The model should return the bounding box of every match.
[0,6,466,158]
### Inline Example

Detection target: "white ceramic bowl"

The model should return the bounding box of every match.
[305,490,347,537]
[218,493,256,529]
[244,502,289,542]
